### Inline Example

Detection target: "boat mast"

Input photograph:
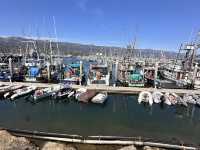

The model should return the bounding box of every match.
[53,16,61,65]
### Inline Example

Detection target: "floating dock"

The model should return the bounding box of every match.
[1,81,200,96]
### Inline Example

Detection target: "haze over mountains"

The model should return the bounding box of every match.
[0,36,177,58]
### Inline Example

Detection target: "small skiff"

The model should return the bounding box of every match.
[138,91,153,106]
[91,92,108,104]
[75,88,96,103]
[4,85,24,99]
[10,86,36,100]
[152,91,163,103]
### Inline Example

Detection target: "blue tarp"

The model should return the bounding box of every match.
[69,63,80,68]
[29,67,39,77]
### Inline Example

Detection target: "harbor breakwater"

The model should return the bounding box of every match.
[0,130,191,150]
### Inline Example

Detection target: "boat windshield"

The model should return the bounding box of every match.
[91,67,108,75]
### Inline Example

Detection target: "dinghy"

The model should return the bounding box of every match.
[10,86,36,100]
[0,84,5,87]
[4,85,24,99]
[32,85,64,101]
[138,91,153,106]
[164,93,179,105]
[183,94,196,104]
[75,88,96,103]
[169,93,178,105]
[176,96,188,107]
[68,90,75,98]
[0,85,22,97]
[0,85,11,90]
[0,85,13,93]
[191,94,200,106]
[32,87,54,101]
[53,88,74,99]
[91,92,108,104]
[164,93,171,105]
[152,91,163,103]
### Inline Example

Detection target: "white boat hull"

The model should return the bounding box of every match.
[91,92,108,104]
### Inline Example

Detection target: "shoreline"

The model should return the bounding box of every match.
[1,129,198,150]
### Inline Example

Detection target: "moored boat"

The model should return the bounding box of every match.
[53,87,74,100]
[138,91,153,106]
[87,63,110,86]
[4,85,24,99]
[164,93,183,105]
[169,93,178,105]
[91,92,108,104]
[0,85,21,97]
[152,91,163,103]
[183,94,196,104]
[10,86,36,100]
[32,87,53,101]
[75,88,96,103]
[163,93,172,105]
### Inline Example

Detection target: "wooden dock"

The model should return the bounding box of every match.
[1,81,200,95]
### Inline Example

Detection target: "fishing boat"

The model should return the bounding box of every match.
[144,67,156,87]
[0,63,11,81]
[75,88,96,103]
[160,44,198,89]
[138,91,153,106]
[4,85,24,99]
[91,92,108,104]
[161,64,192,88]
[23,43,48,82]
[118,62,145,87]
[62,62,84,85]
[10,86,36,100]
[87,64,110,86]
[152,91,163,103]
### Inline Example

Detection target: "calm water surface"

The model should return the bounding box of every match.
[0,94,200,145]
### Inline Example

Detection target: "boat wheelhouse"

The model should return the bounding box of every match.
[62,62,84,85]
[117,62,144,87]
[0,63,10,81]
[87,64,110,86]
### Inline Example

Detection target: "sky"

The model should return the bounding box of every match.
[0,0,200,51]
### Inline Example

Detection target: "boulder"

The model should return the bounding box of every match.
[143,146,166,150]
[119,145,137,150]
[0,130,37,150]
[42,142,77,150]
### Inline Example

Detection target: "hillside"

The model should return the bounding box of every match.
[0,36,177,58]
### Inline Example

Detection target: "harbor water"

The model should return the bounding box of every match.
[0,94,200,146]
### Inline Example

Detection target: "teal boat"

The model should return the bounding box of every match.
[117,62,145,87]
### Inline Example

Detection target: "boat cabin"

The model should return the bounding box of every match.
[62,63,83,85]
[87,64,110,86]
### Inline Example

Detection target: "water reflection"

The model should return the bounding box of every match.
[0,94,199,145]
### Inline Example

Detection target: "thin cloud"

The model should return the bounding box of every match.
[76,0,88,12]
[93,8,104,17]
